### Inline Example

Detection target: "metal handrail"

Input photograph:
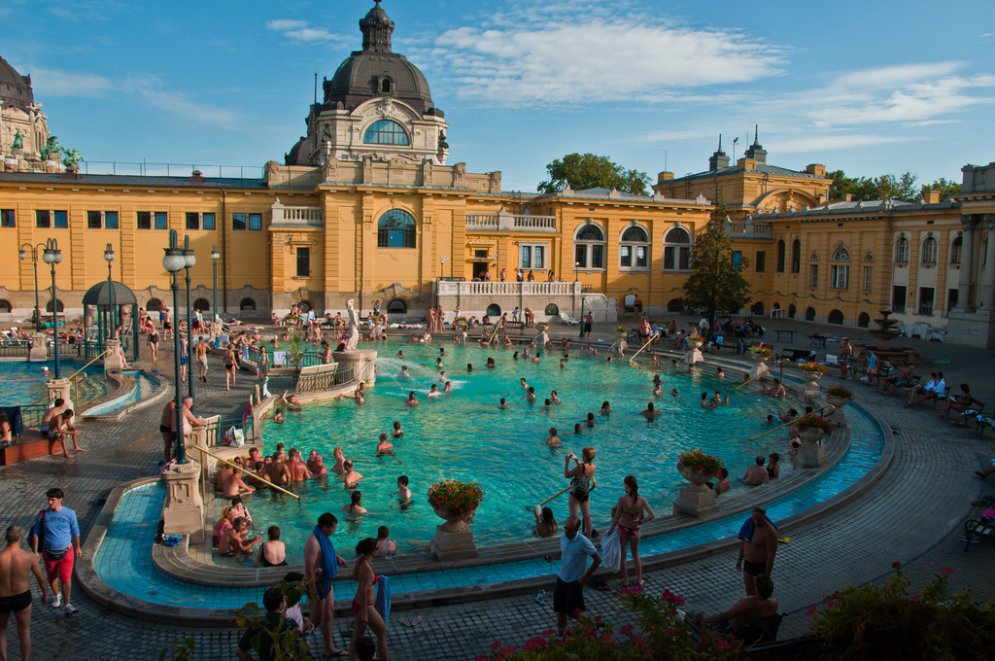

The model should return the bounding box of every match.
[628,332,661,364]
[744,405,837,445]
[66,349,111,382]
[188,445,300,500]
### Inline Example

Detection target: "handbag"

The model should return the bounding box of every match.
[600,530,621,572]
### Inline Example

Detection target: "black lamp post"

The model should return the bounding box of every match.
[162,230,188,464]
[18,242,45,332]
[183,235,196,399]
[103,243,116,345]
[211,245,220,320]
[41,239,62,378]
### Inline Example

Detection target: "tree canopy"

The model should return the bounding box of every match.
[538,153,651,196]
[681,220,751,336]
[827,170,961,203]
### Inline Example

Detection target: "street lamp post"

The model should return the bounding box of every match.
[103,243,116,347]
[211,245,220,321]
[162,230,188,464]
[18,243,45,332]
[41,239,62,378]
[182,235,196,399]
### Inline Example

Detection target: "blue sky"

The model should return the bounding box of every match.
[3,0,993,191]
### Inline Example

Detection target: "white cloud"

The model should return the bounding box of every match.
[765,134,910,154]
[422,12,783,106]
[125,77,238,129]
[30,67,113,97]
[266,18,345,44]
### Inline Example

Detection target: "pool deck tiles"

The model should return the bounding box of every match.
[1,318,994,659]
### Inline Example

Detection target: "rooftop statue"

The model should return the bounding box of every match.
[11,130,23,150]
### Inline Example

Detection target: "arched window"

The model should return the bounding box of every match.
[387,299,407,314]
[788,303,797,318]
[363,119,409,146]
[751,301,765,315]
[895,236,909,263]
[950,235,963,265]
[663,226,691,271]
[544,303,559,315]
[146,298,163,312]
[485,303,502,317]
[831,247,850,289]
[240,298,257,311]
[619,225,649,270]
[827,309,845,325]
[667,298,684,312]
[46,299,64,313]
[805,306,816,321]
[858,312,871,328]
[0,299,11,313]
[776,239,786,272]
[194,298,210,312]
[921,235,938,265]
[377,209,416,248]
[379,77,393,94]
[574,223,606,270]
[790,239,801,273]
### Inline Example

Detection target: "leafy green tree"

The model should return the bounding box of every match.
[828,169,961,203]
[680,219,751,338]
[922,177,961,201]
[538,153,650,195]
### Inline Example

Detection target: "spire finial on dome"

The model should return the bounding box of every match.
[718,134,723,151]
[361,0,394,53]
[753,124,760,145]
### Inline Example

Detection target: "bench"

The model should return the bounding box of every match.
[778,348,815,363]
[962,518,995,552]
[0,431,63,465]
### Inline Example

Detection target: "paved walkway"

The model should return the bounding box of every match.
[1,315,994,659]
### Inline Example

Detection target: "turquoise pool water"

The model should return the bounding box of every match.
[94,401,883,610]
[250,342,805,560]
[82,371,158,416]
[0,360,106,406]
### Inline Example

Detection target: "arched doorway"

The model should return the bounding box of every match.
[805,306,816,321]
[46,299,64,313]
[858,312,871,328]
[667,298,684,313]
[751,301,765,316]
[146,298,163,312]
[0,299,11,313]
[486,303,502,317]
[544,303,559,316]
[788,304,797,319]
[387,299,407,314]
[240,298,257,311]
[827,309,845,325]
[194,298,210,312]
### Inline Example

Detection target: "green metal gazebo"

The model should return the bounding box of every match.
[82,280,139,362]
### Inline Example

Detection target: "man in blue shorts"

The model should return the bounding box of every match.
[551,515,601,631]
[304,513,348,657]
[29,487,82,616]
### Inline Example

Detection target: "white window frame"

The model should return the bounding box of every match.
[663,226,692,272]
[619,225,650,271]
[831,264,849,289]
[574,223,606,271]
[519,242,548,270]
[895,236,909,263]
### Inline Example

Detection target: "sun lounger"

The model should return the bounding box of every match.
[558,313,580,326]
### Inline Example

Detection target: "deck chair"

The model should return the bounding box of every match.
[558,313,580,326]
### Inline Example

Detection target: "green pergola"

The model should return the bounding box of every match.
[82,280,139,362]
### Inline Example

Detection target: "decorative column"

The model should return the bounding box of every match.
[982,215,995,310]
[29,332,48,362]
[956,216,979,310]
[45,378,73,411]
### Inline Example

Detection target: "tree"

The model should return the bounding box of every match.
[681,219,751,338]
[922,177,961,201]
[538,153,650,195]
[827,169,962,203]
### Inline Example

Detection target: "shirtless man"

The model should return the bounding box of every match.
[287,449,312,482]
[641,402,662,421]
[40,398,67,438]
[194,337,211,382]
[342,460,363,489]
[375,434,394,457]
[546,427,561,447]
[306,451,328,477]
[762,379,787,398]
[736,506,778,596]
[330,447,346,475]
[704,575,779,636]
[0,525,47,661]
[222,467,256,497]
[266,454,291,487]
[218,517,258,556]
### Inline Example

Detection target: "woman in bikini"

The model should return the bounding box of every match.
[608,475,656,587]
[147,323,160,369]
[564,447,597,538]
[224,345,237,391]
[349,537,389,660]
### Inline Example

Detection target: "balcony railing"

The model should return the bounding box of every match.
[435,281,580,297]
[271,201,323,227]
[725,221,772,239]
[465,211,556,233]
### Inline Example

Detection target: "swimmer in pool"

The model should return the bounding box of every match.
[391,421,404,438]
[526,387,537,403]
[546,427,561,447]
[641,402,662,420]
[574,423,583,435]
[520,377,529,391]
[394,475,412,508]
[498,398,509,410]
[331,447,346,475]
[600,401,611,416]
[551,390,561,405]
[443,381,453,393]
[375,433,395,457]
[427,384,441,398]
[653,383,662,397]
[486,357,496,368]
[671,388,679,398]
[405,391,419,407]
[585,412,596,428]
[400,366,410,378]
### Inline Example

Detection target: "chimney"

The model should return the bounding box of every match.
[844,193,853,202]
[657,171,674,183]
[708,134,730,171]
[189,169,205,183]
[805,163,826,177]
[923,189,940,204]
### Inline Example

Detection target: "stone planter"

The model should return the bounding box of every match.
[801,370,823,401]
[673,463,718,517]
[798,427,826,468]
[429,502,479,560]
[826,394,851,427]
[749,353,771,379]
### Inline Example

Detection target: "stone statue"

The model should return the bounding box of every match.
[41,135,60,160]
[62,148,82,168]
[345,299,360,351]
[11,130,23,150]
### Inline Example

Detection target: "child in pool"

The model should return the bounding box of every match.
[394,475,412,508]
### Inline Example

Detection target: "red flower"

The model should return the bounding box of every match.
[620,623,634,636]
[891,561,902,570]
[805,605,819,617]
[941,566,954,576]
[489,641,502,651]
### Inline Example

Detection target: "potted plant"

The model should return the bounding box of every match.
[535,321,549,332]
[826,384,853,409]
[748,345,773,362]
[797,414,834,441]
[687,333,705,349]
[427,479,484,532]
[677,449,722,486]
[615,325,628,336]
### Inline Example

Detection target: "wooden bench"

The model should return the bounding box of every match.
[0,431,63,465]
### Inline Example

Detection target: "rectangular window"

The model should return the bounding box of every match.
[591,244,604,269]
[203,213,216,230]
[296,247,310,277]
[755,251,766,273]
[54,210,68,228]
[138,211,167,229]
[809,264,818,288]
[918,287,934,315]
[948,288,959,311]
[575,244,587,269]
[620,245,632,268]
[831,265,849,289]
[732,251,743,272]
[0,209,14,227]
[87,210,119,229]
[520,243,547,269]
[154,212,167,229]
[137,211,151,230]
[36,210,51,228]
[105,211,119,229]
[248,213,262,231]
[892,285,907,313]
[186,212,200,230]
[862,266,872,292]
[232,212,247,231]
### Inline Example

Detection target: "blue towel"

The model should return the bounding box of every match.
[738,516,778,541]
[313,526,338,580]
[375,575,391,627]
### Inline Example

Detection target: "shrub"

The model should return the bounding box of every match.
[826,384,853,400]
[799,361,828,373]
[427,480,484,521]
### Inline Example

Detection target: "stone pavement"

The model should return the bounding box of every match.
[1,316,993,660]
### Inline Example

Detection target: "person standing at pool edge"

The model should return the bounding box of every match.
[0,525,48,661]
[550,516,601,632]
[736,505,778,596]
[565,447,597,538]
[304,512,348,658]
[29,488,81,616]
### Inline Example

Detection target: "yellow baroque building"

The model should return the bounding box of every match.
[1,1,994,347]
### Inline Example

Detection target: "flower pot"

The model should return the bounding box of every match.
[678,463,716,492]
[430,502,479,560]
[431,502,474,534]
[688,340,702,350]
[798,427,825,444]
[749,353,769,364]
[674,463,718,517]
[826,394,850,409]
[798,427,826,468]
